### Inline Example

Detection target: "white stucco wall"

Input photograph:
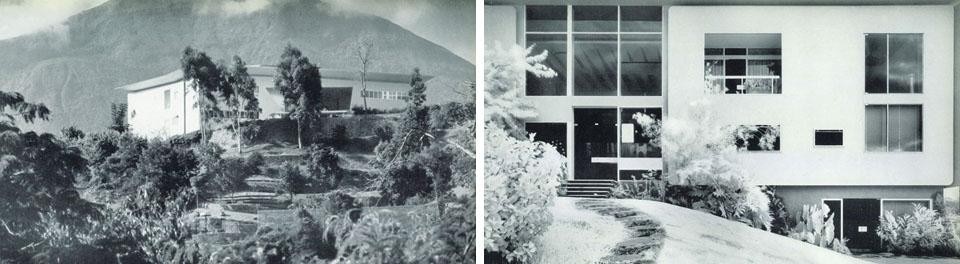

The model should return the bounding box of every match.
[127,81,200,139]
[668,5,954,186]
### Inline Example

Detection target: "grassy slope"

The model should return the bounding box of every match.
[537,198,628,264]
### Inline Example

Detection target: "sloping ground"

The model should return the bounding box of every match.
[553,197,872,264]
[536,198,628,264]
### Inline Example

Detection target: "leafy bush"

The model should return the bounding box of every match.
[278,162,309,194]
[380,161,433,205]
[652,100,772,230]
[429,102,475,130]
[610,172,663,200]
[484,125,566,263]
[786,204,850,254]
[374,124,394,142]
[324,191,361,216]
[877,204,959,256]
[765,187,793,235]
[306,145,342,191]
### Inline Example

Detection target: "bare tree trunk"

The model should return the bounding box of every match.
[361,71,367,110]
[297,118,303,149]
[236,108,242,154]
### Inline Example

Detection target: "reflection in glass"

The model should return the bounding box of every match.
[621,34,661,96]
[573,6,617,32]
[621,108,661,157]
[888,34,922,93]
[865,34,888,93]
[526,6,566,32]
[574,34,617,95]
[526,34,566,96]
[865,105,888,151]
[620,6,661,32]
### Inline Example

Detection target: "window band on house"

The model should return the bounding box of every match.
[524,5,662,97]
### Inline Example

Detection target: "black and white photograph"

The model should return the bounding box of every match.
[483,1,960,263]
[0,0,476,263]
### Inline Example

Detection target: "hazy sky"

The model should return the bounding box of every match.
[0,0,475,64]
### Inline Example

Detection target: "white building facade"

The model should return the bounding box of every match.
[118,65,424,139]
[486,1,958,252]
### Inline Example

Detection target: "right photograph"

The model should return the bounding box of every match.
[483,1,960,264]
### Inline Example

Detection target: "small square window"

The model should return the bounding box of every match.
[815,130,843,146]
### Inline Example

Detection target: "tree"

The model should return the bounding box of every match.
[180,46,227,143]
[375,68,431,166]
[223,56,261,154]
[275,45,323,149]
[484,42,556,137]
[109,103,128,133]
[355,37,375,110]
[279,162,307,196]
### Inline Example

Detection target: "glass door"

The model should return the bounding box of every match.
[573,108,618,180]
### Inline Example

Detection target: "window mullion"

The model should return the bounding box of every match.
[617,5,622,96]
[566,5,573,97]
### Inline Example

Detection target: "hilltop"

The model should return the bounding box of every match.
[0,0,475,132]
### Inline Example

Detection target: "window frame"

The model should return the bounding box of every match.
[523,5,663,97]
[814,129,844,147]
[734,124,782,152]
[864,33,923,94]
[704,34,783,95]
[864,104,923,152]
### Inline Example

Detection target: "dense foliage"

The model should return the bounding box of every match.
[877,204,960,256]
[644,100,772,230]
[786,204,850,254]
[484,125,565,263]
[274,44,324,149]
[484,42,554,137]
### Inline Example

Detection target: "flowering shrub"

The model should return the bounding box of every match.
[650,100,772,230]
[786,204,850,254]
[877,204,960,256]
[484,125,566,263]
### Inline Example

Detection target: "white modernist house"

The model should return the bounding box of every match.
[486,1,959,252]
[116,65,429,139]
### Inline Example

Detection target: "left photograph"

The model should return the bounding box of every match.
[0,0,476,263]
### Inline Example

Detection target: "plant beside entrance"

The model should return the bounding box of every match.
[785,204,851,254]
[877,204,960,256]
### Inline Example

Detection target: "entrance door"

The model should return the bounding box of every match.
[573,108,617,180]
[843,199,881,253]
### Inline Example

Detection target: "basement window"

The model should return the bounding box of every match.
[815,130,843,146]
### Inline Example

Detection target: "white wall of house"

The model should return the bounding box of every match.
[127,81,200,138]
[668,5,954,186]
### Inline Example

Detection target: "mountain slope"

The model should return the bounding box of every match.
[0,0,474,132]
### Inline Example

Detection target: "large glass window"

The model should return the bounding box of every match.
[526,34,567,95]
[525,122,567,156]
[620,108,661,157]
[866,105,922,152]
[524,5,662,97]
[621,34,661,95]
[574,34,617,95]
[705,34,782,94]
[526,5,566,32]
[865,34,922,93]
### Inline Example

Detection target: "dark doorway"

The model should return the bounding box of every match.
[823,200,842,241]
[573,108,617,180]
[843,199,881,253]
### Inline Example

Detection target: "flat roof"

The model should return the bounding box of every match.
[116,65,434,92]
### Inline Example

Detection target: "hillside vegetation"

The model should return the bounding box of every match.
[0,0,474,133]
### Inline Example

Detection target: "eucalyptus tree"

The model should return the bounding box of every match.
[223,56,260,153]
[274,45,323,149]
[180,46,228,142]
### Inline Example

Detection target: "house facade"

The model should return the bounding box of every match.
[116,65,427,138]
[485,1,958,252]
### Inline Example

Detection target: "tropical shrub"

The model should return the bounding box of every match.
[786,204,850,254]
[324,190,361,216]
[380,161,433,205]
[764,186,793,235]
[648,100,772,230]
[484,125,566,263]
[877,204,959,256]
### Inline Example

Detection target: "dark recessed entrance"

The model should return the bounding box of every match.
[842,198,881,253]
[573,108,617,180]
